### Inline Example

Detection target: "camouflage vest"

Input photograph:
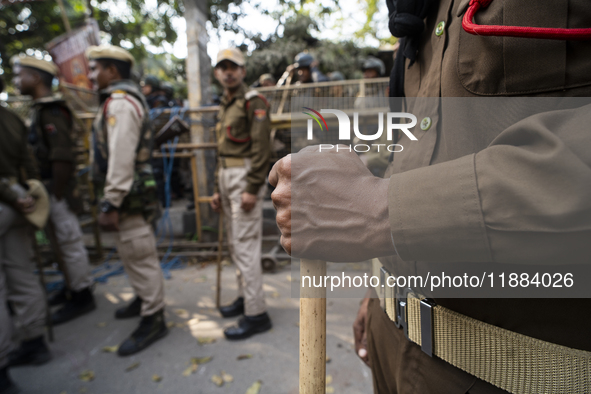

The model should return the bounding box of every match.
[92,80,158,219]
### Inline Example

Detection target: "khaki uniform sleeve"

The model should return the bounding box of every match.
[0,181,18,205]
[39,106,75,162]
[388,105,591,265]
[245,97,271,194]
[103,96,143,207]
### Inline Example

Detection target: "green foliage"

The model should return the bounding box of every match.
[0,0,183,83]
[243,14,381,86]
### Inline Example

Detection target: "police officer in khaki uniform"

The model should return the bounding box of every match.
[0,77,51,394]
[86,45,167,356]
[11,56,96,326]
[270,0,591,392]
[210,48,273,340]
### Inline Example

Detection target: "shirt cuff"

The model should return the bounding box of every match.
[245,182,261,195]
[388,154,492,263]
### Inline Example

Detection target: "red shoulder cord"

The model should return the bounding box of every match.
[463,0,591,40]
[226,126,251,143]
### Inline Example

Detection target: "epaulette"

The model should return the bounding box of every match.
[244,90,259,100]
[244,90,269,109]
[111,90,127,98]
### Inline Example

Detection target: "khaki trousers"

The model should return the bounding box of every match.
[115,214,164,316]
[0,202,46,369]
[49,195,93,291]
[219,165,266,316]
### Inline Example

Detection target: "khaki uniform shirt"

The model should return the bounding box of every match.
[92,88,146,208]
[377,0,591,391]
[215,84,271,195]
[0,106,37,205]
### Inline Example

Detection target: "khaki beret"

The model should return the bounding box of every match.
[216,48,245,67]
[86,44,135,66]
[10,55,59,76]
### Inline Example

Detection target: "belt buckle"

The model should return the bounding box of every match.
[394,286,412,340]
[392,276,436,357]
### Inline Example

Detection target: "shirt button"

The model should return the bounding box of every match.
[435,21,445,37]
[420,117,432,131]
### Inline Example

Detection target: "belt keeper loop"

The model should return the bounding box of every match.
[380,267,387,312]
[420,299,435,357]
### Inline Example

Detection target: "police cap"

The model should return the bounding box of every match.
[10,55,59,76]
[86,44,135,66]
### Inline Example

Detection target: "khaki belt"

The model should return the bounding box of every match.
[220,157,246,168]
[380,267,591,394]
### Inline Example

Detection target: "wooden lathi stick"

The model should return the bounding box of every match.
[299,259,327,394]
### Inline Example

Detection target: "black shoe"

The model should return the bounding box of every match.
[115,296,142,319]
[224,312,272,340]
[51,287,96,325]
[117,309,168,356]
[8,336,51,367]
[219,297,244,318]
[0,367,19,394]
[48,287,69,306]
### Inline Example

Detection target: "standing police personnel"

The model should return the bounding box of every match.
[210,48,273,340]
[86,45,167,356]
[269,0,591,392]
[361,57,385,79]
[11,56,96,325]
[0,77,51,394]
[277,52,329,86]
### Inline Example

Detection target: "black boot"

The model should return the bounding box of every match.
[117,309,168,356]
[115,296,142,319]
[224,312,272,340]
[8,336,51,366]
[0,366,19,394]
[51,287,96,325]
[218,297,244,318]
[48,287,69,306]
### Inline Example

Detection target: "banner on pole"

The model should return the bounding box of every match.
[46,19,100,89]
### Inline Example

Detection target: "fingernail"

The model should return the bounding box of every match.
[358,348,367,358]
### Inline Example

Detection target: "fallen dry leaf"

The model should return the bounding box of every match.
[197,337,216,345]
[326,375,333,385]
[326,386,335,394]
[326,356,332,363]
[152,374,162,382]
[102,345,119,353]
[237,354,252,360]
[245,380,262,394]
[270,291,280,298]
[221,371,233,383]
[79,388,88,394]
[96,322,107,328]
[176,322,186,328]
[192,356,213,365]
[286,275,292,282]
[182,363,198,377]
[167,321,175,328]
[79,370,94,382]
[211,374,224,387]
[125,362,141,372]
[174,309,190,319]
[193,276,208,283]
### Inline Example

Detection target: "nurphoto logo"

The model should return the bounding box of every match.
[303,108,418,153]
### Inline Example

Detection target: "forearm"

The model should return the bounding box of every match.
[389,105,591,265]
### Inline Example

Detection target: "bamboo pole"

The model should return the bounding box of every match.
[215,211,224,308]
[299,259,327,394]
[190,155,203,242]
[55,0,72,33]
